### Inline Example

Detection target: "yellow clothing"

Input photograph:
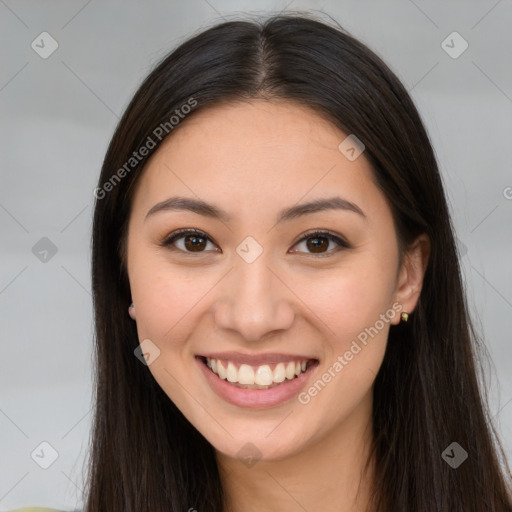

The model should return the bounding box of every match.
[8,508,67,512]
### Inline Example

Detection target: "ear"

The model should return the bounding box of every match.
[390,233,430,325]
[129,303,136,320]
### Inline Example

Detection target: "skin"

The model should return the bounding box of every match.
[126,99,430,512]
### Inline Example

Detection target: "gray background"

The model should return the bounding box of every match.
[1,0,511,510]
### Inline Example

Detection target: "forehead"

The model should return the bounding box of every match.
[130,99,385,223]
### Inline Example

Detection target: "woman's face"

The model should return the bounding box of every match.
[126,100,424,462]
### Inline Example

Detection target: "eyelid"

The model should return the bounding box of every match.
[161,228,350,255]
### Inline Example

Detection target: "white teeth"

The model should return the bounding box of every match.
[238,364,255,385]
[255,365,273,386]
[205,357,311,386]
[226,362,238,383]
[273,363,286,383]
[285,362,296,380]
[217,360,227,379]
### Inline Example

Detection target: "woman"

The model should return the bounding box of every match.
[82,13,511,512]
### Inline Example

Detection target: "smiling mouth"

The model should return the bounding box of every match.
[198,356,319,390]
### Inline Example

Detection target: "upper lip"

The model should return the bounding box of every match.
[199,352,318,366]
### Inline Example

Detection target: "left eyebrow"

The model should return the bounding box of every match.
[276,196,366,223]
[144,195,367,223]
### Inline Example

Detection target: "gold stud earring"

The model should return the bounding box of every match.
[400,312,409,323]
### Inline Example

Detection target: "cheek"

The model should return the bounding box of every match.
[129,252,221,347]
[294,258,396,345]
[294,265,393,428]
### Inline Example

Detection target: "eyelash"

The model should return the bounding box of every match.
[160,228,350,257]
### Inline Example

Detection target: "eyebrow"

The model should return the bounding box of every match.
[145,195,366,223]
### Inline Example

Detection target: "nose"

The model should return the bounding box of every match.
[213,254,295,343]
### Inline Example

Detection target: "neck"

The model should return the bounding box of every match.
[217,389,376,512]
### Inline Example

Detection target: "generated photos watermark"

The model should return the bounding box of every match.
[298,301,403,405]
[94,97,198,200]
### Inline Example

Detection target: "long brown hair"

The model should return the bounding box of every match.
[86,13,512,511]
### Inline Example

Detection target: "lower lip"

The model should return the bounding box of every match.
[196,356,318,409]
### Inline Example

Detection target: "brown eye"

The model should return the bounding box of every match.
[162,228,348,257]
[291,230,349,256]
[183,234,208,251]
[306,236,330,253]
[162,229,217,253]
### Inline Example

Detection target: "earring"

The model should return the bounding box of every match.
[128,303,136,319]
[400,312,409,323]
